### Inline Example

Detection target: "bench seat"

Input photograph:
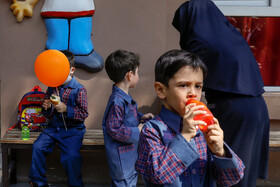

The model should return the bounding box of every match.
[0,128,104,145]
[0,128,104,187]
[1,128,280,187]
[269,130,280,148]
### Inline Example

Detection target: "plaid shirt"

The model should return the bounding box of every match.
[43,77,88,128]
[105,102,138,143]
[102,85,143,180]
[135,106,245,186]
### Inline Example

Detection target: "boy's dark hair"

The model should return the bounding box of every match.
[155,49,207,87]
[61,50,75,67]
[105,49,140,83]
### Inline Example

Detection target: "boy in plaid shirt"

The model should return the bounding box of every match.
[29,50,88,187]
[102,50,154,187]
[135,49,245,186]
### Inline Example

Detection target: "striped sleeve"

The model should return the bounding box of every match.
[71,87,88,121]
[213,145,245,186]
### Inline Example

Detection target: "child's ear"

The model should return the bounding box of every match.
[70,67,76,75]
[154,82,166,100]
[126,71,133,81]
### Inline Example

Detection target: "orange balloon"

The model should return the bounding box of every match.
[34,50,70,87]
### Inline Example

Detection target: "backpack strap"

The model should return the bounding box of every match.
[31,86,42,92]
[8,123,18,131]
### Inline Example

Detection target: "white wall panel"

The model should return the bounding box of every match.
[213,0,269,6]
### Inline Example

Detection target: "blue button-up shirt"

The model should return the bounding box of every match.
[102,85,143,180]
[136,106,245,186]
[43,77,88,128]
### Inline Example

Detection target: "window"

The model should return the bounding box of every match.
[227,17,280,88]
[213,0,280,91]
[213,0,269,7]
[214,0,280,16]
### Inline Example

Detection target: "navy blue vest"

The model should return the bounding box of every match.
[46,77,85,128]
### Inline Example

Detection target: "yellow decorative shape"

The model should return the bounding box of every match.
[10,0,39,23]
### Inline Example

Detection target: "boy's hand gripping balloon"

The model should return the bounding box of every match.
[186,99,214,131]
[34,50,70,87]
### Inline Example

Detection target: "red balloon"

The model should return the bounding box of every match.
[186,99,214,131]
[34,50,70,87]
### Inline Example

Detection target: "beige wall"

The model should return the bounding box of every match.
[0,0,184,137]
[2,0,279,136]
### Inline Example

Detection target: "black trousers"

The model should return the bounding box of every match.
[205,89,270,187]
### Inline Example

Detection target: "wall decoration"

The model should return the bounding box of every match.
[10,0,104,73]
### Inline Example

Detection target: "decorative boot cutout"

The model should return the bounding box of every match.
[41,0,104,73]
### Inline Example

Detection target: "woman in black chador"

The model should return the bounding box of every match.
[173,0,270,186]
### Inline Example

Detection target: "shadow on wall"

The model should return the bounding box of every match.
[74,69,100,81]
[8,107,17,131]
[138,97,162,116]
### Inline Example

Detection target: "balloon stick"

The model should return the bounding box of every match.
[56,87,68,131]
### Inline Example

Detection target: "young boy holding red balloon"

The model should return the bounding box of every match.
[135,49,245,186]
[29,50,88,187]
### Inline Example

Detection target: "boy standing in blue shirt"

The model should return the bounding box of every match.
[135,49,245,186]
[103,49,154,187]
[29,50,88,187]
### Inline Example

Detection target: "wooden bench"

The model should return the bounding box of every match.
[1,129,280,187]
[0,128,104,187]
[269,130,280,151]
